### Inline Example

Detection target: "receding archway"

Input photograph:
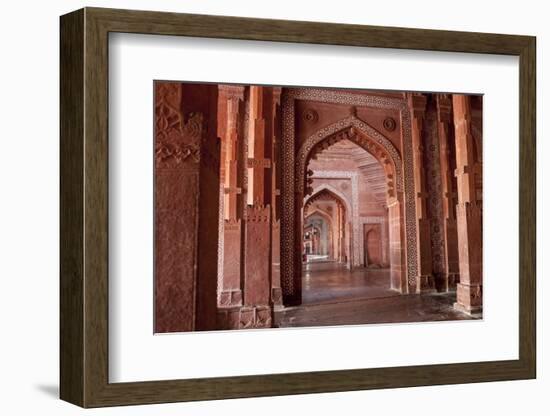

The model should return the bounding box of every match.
[304,214,331,259]
[304,186,351,269]
[287,116,407,305]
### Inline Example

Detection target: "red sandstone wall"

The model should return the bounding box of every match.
[154,82,220,333]
[294,100,403,153]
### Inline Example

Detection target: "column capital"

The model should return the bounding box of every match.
[436,94,453,123]
[452,94,472,123]
[218,84,245,101]
[272,87,282,105]
[407,92,427,119]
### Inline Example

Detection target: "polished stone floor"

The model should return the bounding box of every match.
[274,261,477,328]
[302,260,398,305]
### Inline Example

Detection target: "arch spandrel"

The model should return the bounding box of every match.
[296,115,403,200]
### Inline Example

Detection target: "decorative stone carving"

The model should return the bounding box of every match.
[423,99,447,286]
[408,93,435,293]
[383,117,397,132]
[155,106,202,167]
[154,82,220,333]
[302,108,319,123]
[241,306,273,329]
[281,88,418,303]
[436,94,460,291]
[296,115,403,194]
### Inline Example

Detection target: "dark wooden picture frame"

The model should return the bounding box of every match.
[60,7,536,408]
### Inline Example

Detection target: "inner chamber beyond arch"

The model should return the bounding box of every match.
[304,186,351,267]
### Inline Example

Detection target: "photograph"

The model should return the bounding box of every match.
[154,81,483,333]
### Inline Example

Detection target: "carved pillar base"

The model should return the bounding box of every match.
[271,219,283,310]
[241,306,272,329]
[438,273,460,292]
[217,305,273,329]
[218,289,243,307]
[454,283,482,314]
[416,274,436,293]
[217,307,241,329]
[271,287,283,310]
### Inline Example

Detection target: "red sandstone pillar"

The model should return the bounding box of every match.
[436,95,460,291]
[241,86,274,328]
[154,82,220,332]
[408,93,435,293]
[382,211,390,267]
[452,95,482,314]
[338,203,344,262]
[388,195,406,292]
[290,191,305,304]
[217,85,245,313]
[270,88,283,309]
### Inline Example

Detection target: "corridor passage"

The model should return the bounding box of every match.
[301,261,397,305]
[274,261,474,328]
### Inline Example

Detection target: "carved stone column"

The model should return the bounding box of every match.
[452,95,482,314]
[408,93,435,293]
[154,82,220,332]
[217,85,245,312]
[270,88,283,309]
[241,86,273,328]
[437,95,460,291]
[388,195,406,292]
[338,201,345,263]
[381,209,390,267]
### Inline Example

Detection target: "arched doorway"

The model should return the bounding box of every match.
[364,225,382,267]
[283,115,407,305]
[304,211,334,259]
[304,187,351,268]
[303,218,329,258]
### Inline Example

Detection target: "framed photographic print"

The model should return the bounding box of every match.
[60,7,536,408]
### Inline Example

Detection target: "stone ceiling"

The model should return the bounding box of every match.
[309,139,387,204]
